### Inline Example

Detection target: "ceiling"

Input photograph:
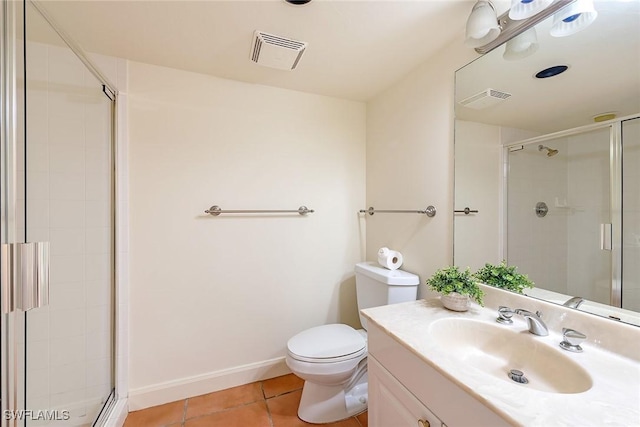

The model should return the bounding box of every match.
[33,1,639,132]
[36,0,481,102]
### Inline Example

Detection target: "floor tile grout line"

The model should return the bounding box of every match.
[260,380,276,427]
[183,399,267,422]
[265,387,304,400]
[264,396,275,427]
[182,398,188,424]
[260,379,267,400]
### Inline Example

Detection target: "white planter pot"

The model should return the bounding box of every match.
[441,292,470,312]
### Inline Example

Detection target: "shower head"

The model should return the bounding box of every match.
[538,144,559,157]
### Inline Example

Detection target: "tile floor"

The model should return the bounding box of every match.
[124,374,368,427]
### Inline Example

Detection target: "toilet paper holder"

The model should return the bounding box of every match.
[359,206,436,217]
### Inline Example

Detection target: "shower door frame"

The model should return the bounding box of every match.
[501,113,640,308]
[1,0,27,425]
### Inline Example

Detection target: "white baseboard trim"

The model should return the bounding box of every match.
[128,357,290,411]
[104,398,128,427]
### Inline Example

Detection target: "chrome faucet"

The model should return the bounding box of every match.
[514,309,549,336]
[562,296,585,309]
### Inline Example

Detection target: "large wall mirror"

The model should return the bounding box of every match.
[454,0,640,326]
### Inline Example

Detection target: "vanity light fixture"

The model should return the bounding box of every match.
[509,0,554,20]
[465,1,501,47]
[503,27,539,60]
[470,0,576,54]
[550,0,598,37]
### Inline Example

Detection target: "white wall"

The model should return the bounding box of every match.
[453,120,502,271]
[365,39,475,295]
[127,61,366,408]
[453,121,542,271]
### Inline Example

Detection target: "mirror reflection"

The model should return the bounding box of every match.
[454,0,640,326]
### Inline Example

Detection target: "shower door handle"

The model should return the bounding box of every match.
[1,242,50,313]
[600,224,612,251]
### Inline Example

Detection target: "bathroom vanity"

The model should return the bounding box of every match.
[367,321,509,427]
[362,285,640,427]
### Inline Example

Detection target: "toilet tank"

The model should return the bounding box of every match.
[355,262,419,330]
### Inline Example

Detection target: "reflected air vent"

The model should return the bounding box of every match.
[250,31,308,71]
[459,88,512,109]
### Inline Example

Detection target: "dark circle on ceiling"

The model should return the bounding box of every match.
[535,65,569,79]
[285,0,312,4]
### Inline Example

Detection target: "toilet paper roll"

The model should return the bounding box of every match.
[377,247,403,270]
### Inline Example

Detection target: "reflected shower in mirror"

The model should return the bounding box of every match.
[454,0,640,326]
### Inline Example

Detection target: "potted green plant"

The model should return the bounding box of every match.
[474,260,534,294]
[426,266,484,311]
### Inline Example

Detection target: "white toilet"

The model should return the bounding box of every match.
[285,261,419,424]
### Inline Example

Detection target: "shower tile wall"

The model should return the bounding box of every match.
[20,41,115,425]
[507,139,569,294]
[622,118,640,311]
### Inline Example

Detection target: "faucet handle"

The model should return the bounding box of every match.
[560,328,586,353]
[497,306,514,324]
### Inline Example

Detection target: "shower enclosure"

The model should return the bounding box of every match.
[506,115,640,314]
[2,1,116,425]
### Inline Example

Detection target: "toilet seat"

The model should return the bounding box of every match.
[287,324,366,363]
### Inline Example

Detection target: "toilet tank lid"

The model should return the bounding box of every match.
[355,262,419,285]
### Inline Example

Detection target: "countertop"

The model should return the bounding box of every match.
[362,297,640,427]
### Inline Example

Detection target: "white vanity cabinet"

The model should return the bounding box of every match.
[367,322,511,427]
[369,355,445,427]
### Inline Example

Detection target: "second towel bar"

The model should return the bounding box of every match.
[454,207,479,215]
[359,206,436,217]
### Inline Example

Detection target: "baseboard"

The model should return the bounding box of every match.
[128,357,290,411]
[104,398,128,427]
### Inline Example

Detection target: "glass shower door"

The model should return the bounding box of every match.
[564,127,614,305]
[22,2,115,426]
[622,117,640,311]
[506,126,613,304]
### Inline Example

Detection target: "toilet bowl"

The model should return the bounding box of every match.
[286,324,368,423]
[285,262,420,424]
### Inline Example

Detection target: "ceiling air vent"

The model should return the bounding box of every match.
[459,88,512,109]
[250,31,308,71]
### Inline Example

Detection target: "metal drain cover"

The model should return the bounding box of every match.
[508,369,529,384]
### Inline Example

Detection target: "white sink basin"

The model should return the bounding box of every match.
[428,318,593,394]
